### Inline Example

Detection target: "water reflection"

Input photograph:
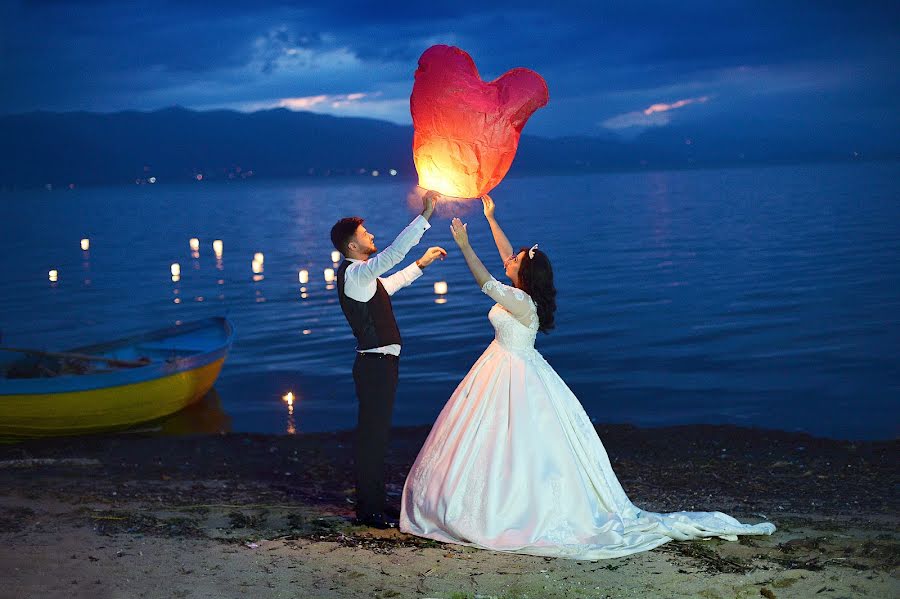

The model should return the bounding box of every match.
[434,280,448,304]
[154,389,232,435]
[282,391,296,435]
[82,251,91,287]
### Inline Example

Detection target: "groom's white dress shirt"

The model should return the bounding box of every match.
[342,215,431,356]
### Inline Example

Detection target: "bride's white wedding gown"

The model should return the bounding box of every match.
[400,277,775,560]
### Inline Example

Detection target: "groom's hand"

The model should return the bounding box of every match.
[416,246,447,269]
[421,190,442,221]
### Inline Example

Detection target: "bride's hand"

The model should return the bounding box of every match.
[450,218,469,248]
[481,195,495,219]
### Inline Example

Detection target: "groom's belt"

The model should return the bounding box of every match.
[356,351,399,361]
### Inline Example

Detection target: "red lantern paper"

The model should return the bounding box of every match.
[411,45,549,198]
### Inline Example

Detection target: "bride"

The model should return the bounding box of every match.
[400,195,775,559]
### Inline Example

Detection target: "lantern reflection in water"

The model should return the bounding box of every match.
[434,280,448,304]
[283,391,297,435]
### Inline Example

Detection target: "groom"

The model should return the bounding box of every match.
[329,190,445,528]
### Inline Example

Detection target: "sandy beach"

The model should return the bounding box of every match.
[1,423,896,598]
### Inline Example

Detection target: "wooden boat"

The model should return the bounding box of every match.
[0,317,234,439]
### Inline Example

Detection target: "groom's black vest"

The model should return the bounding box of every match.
[336,259,402,350]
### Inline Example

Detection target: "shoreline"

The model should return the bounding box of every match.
[1,423,897,597]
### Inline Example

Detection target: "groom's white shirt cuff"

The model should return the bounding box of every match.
[343,215,430,356]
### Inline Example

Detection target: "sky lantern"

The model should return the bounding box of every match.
[410,45,549,199]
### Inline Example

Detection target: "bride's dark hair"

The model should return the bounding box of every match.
[516,247,556,333]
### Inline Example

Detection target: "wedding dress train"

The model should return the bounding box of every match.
[400,277,775,560]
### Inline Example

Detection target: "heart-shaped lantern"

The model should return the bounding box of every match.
[411,45,549,198]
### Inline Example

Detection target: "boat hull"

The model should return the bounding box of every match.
[0,357,225,438]
[0,317,233,439]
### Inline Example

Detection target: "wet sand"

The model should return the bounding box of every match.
[0,424,896,598]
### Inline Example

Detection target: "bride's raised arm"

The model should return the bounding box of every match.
[450,218,533,323]
[450,218,491,288]
[482,195,514,263]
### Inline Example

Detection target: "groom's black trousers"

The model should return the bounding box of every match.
[352,352,399,517]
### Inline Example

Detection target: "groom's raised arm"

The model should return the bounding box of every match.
[344,191,440,290]
[344,215,430,289]
[380,245,447,295]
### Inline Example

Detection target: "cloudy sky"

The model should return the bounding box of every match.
[2,0,897,140]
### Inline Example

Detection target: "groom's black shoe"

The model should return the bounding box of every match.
[353,512,398,530]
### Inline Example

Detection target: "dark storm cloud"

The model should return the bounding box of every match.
[1,0,897,139]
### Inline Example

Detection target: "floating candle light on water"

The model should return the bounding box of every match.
[299,269,309,284]
[170,263,181,277]
[80,238,90,251]
[434,280,448,304]
[331,250,341,263]
[189,238,200,251]
[254,252,265,264]
[252,260,263,274]
[48,269,58,282]
[283,391,294,407]
[212,239,223,257]
[324,268,335,283]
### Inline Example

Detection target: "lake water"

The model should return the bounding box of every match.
[1,162,898,440]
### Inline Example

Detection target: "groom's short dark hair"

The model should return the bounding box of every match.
[331,216,364,254]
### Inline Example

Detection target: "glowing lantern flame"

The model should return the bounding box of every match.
[252,260,263,274]
[190,238,200,251]
[212,240,223,257]
[80,238,90,251]
[170,263,181,277]
[331,250,341,263]
[48,269,58,282]
[299,270,309,284]
[254,252,264,264]
[411,45,549,198]
[434,281,448,295]
[324,268,335,283]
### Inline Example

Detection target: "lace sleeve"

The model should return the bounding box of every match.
[481,277,535,325]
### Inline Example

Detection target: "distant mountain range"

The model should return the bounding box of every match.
[0,107,894,189]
